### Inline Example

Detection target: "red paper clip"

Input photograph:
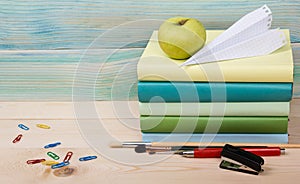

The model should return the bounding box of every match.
[63,151,73,162]
[26,159,46,165]
[12,134,23,143]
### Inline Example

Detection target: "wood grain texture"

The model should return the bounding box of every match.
[0,119,141,148]
[0,0,299,100]
[0,49,143,101]
[0,100,300,183]
[1,148,300,184]
[0,100,299,143]
[293,43,300,96]
[1,1,300,182]
[0,0,299,50]
[0,101,139,119]
[0,43,299,101]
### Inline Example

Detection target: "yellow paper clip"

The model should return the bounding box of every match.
[41,160,59,166]
[36,124,51,129]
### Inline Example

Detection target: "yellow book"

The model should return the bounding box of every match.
[137,30,293,82]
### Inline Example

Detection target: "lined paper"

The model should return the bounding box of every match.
[182,5,287,66]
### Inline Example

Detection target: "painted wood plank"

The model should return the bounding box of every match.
[0,48,142,101]
[0,43,299,101]
[293,43,300,97]
[0,0,299,49]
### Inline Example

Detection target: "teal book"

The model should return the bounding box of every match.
[140,116,288,133]
[142,133,288,143]
[138,82,293,102]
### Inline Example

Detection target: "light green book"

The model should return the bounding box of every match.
[139,102,290,116]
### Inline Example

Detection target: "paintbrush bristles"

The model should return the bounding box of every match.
[109,141,152,148]
[109,142,124,148]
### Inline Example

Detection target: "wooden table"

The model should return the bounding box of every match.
[1,100,300,184]
[1,1,300,183]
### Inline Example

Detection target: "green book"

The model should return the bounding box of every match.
[140,116,288,133]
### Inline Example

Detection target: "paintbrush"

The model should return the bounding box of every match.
[133,145,215,154]
[110,141,300,149]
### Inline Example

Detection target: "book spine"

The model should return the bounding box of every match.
[138,82,293,102]
[140,116,288,133]
[139,102,290,116]
[142,133,288,143]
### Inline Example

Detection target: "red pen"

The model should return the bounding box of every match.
[181,147,284,158]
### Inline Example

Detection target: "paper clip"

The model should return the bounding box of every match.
[79,155,97,161]
[36,124,51,129]
[12,134,23,143]
[63,151,73,162]
[51,161,70,169]
[44,142,61,149]
[18,124,29,131]
[219,144,264,175]
[41,160,60,166]
[47,151,60,160]
[26,159,46,165]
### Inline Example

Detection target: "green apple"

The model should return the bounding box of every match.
[158,17,206,60]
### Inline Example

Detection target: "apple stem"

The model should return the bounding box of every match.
[178,19,189,25]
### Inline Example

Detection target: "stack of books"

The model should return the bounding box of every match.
[137,30,294,143]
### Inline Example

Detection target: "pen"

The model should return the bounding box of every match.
[181,147,284,158]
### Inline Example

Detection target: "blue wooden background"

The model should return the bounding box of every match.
[0,0,299,101]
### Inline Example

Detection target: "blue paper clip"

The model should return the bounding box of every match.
[51,161,70,169]
[79,156,97,161]
[18,124,29,131]
[44,142,61,149]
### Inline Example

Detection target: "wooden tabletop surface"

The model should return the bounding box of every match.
[1,1,300,183]
[1,100,300,184]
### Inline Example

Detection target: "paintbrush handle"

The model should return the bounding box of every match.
[151,142,300,148]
